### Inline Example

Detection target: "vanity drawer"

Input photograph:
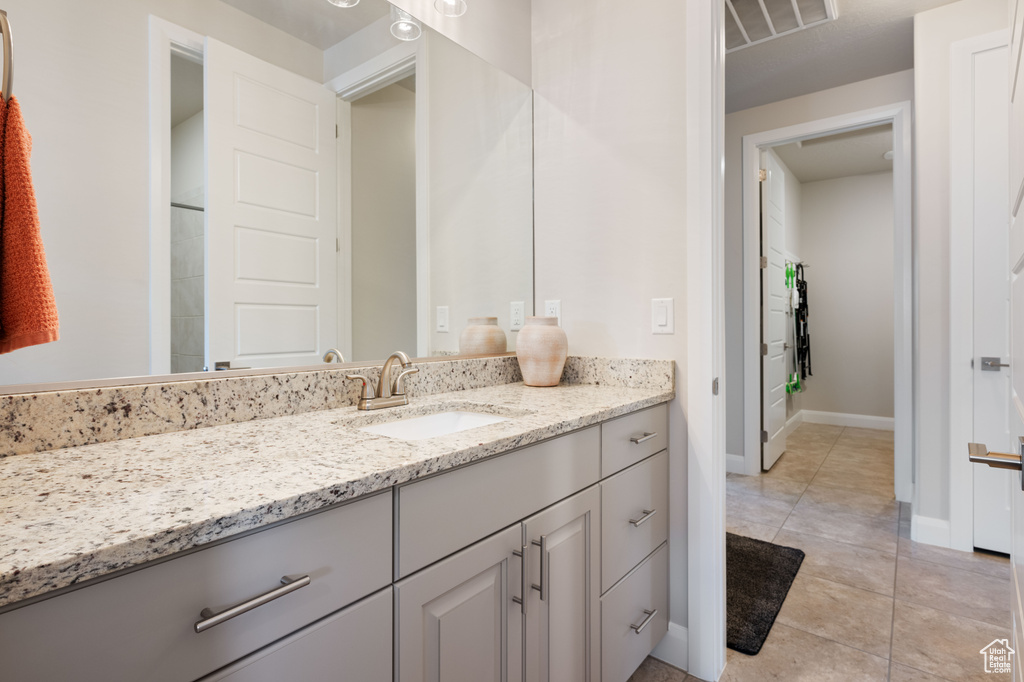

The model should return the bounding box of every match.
[601,450,669,592]
[198,587,392,682]
[397,426,600,578]
[602,404,668,476]
[601,542,669,682]
[0,491,392,682]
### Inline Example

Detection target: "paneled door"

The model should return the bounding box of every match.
[523,486,600,682]
[761,150,788,470]
[205,39,337,369]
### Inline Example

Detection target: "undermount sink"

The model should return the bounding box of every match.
[357,411,510,441]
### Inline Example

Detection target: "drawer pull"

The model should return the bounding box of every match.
[194,574,311,633]
[512,544,528,614]
[629,509,657,528]
[630,432,658,445]
[630,609,658,635]
[530,536,548,601]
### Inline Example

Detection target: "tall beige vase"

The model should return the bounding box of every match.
[516,316,567,387]
[459,317,507,355]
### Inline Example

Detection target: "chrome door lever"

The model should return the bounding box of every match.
[969,438,1024,490]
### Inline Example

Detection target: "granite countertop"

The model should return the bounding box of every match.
[0,381,673,610]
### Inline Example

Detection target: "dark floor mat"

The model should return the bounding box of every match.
[726,532,805,655]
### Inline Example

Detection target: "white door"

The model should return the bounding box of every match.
[205,38,338,370]
[761,151,788,470]
[958,35,1014,554]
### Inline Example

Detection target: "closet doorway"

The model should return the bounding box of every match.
[738,103,913,504]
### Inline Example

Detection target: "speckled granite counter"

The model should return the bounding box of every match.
[0,379,673,610]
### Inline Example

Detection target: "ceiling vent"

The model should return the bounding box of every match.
[725,0,838,53]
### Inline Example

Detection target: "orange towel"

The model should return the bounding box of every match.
[0,95,58,354]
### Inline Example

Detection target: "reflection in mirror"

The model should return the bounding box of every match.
[0,0,532,389]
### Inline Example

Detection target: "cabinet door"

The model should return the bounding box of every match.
[523,486,601,682]
[396,524,524,682]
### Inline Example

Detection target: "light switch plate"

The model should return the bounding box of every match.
[652,298,674,334]
[436,306,449,333]
[510,301,525,331]
[544,300,561,326]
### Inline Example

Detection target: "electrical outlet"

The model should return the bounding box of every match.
[436,306,449,333]
[544,300,561,326]
[510,301,525,331]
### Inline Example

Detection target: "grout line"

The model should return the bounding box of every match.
[887,508,900,682]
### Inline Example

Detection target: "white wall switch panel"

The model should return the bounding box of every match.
[652,298,674,334]
[510,301,525,331]
[544,300,561,326]
[436,306,449,333]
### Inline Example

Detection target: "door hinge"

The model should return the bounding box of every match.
[761,430,768,443]
[712,378,719,396]
[758,169,767,182]
[760,256,768,269]
[761,343,768,356]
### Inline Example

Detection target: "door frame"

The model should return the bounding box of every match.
[738,102,914,506]
[147,17,206,375]
[949,28,1011,552]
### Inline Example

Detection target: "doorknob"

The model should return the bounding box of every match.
[981,357,1011,371]
[968,438,1024,490]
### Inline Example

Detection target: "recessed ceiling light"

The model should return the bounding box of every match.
[434,0,467,17]
[391,7,423,41]
[327,0,359,6]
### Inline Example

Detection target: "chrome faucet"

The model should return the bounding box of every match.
[323,348,345,363]
[346,351,419,410]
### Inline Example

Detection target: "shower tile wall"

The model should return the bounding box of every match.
[171,205,205,373]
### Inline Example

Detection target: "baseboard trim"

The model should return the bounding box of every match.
[784,411,804,438]
[651,622,689,672]
[911,514,951,548]
[800,410,895,431]
[726,453,745,474]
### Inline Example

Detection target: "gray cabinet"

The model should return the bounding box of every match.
[523,486,601,682]
[395,524,524,682]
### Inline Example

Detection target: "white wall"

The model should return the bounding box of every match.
[0,0,321,386]
[800,172,895,418]
[426,31,533,355]
[723,70,914,456]
[351,84,418,361]
[532,0,688,632]
[170,111,204,207]
[913,0,1007,523]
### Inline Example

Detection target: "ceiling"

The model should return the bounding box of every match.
[221,0,391,50]
[772,124,893,183]
[725,0,962,113]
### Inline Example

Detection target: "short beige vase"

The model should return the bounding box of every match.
[459,317,507,355]
[516,316,567,387]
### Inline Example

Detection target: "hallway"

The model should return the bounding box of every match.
[629,422,1013,681]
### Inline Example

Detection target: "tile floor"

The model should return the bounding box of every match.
[626,422,1013,682]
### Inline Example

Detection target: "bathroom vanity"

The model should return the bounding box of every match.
[0,361,672,682]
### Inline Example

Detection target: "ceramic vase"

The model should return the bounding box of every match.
[459,317,507,355]
[516,316,567,387]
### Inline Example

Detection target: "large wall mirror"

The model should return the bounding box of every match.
[0,0,533,389]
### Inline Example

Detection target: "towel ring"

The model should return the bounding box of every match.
[0,10,13,102]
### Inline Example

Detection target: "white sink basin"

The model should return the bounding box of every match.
[358,411,510,441]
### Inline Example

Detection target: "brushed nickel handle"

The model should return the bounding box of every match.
[981,357,1011,371]
[968,441,1023,471]
[512,544,528,615]
[530,536,548,601]
[345,374,376,400]
[630,609,658,635]
[630,432,658,445]
[195,574,311,633]
[392,367,419,395]
[629,509,657,527]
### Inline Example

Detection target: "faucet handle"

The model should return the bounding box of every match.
[392,367,419,395]
[345,374,377,400]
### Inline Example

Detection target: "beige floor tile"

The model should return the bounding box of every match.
[895,556,1011,628]
[782,502,899,554]
[727,472,808,505]
[840,426,895,443]
[891,600,1011,682]
[899,501,912,523]
[898,537,1010,581]
[825,443,895,464]
[627,657,689,682]
[726,490,796,528]
[796,483,899,522]
[764,450,827,484]
[888,662,954,681]
[722,623,889,681]
[811,457,896,497]
[727,518,780,543]
[774,529,897,596]
[792,423,845,442]
[776,574,894,657]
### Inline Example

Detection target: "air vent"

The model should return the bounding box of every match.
[725,0,838,53]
